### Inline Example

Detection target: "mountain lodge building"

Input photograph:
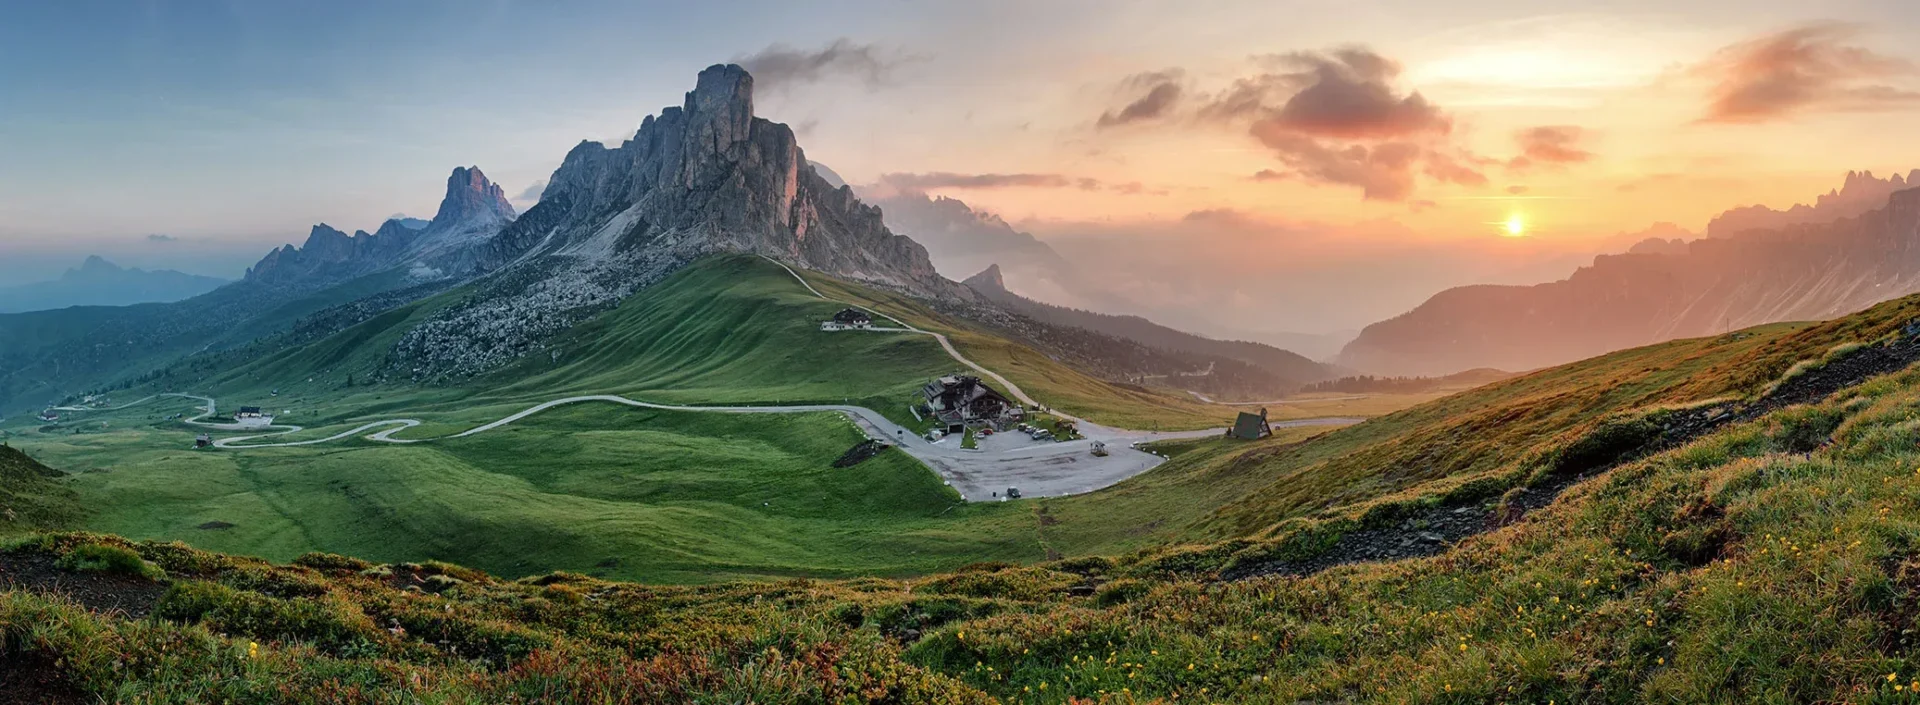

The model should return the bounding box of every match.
[921,375,1022,432]
[821,308,874,331]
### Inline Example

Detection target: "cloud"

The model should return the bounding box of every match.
[735,38,902,92]
[145,234,178,243]
[1507,185,1531,195]
[1510,126,1594,169]
[1246,128,1422,200]
[877,172,1102,191]
[1097,69,1185,128]
[1694,23,1920,123]
[1200,47,1476,201]
[514,180,547,202]
[1204,48,1451,138]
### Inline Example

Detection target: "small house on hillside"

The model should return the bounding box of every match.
[922,375,1021,432]
[1228,408,1274,441]
[821,308,874,331]
[36,411,57,423]
[236,406,265,419]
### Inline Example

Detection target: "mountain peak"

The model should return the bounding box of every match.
[688,64,753,121]
[962,264,1008,293]
[77,255,120,273]
[432,166,515,228]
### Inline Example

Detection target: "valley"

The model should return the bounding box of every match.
[2,255,1372,583]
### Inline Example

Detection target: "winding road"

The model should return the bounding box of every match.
[56,259,1361,501]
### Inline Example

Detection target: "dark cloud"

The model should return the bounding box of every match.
[1203,48,1450,138]
[1247,127,1422,200]
[735,38,901,92]
[514,180,546,202]
[1511,126,1593,169]
[1695,23,1920,123]
[145,233,177,243]
[1097,69,1185,128]
[877,172,1106,191]
[1201,47,1473,201]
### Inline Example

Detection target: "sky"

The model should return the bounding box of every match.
[7,0,1920,331]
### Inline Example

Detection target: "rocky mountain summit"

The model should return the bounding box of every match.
[392,65,952,380]
[244,166,517,289]
[480,64,941,290]
[1342,172,1920,376]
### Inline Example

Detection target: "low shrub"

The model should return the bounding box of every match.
[55,542,165,581]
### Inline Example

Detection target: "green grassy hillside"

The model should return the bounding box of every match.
[794,267,1238,431]
[0,444,79,534]
[26,259,1918,590]
[173,257,958,430]
[12,328,1920,701]
[30,403,1037,584]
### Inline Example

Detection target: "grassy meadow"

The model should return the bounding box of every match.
[0,254,1512,586]
[9,402,1048,584]
[15,342,1920,701]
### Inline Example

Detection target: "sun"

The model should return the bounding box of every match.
[1503,214,1527,237]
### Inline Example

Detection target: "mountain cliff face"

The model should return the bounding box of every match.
[244,166,516,289]
[479,64,940,290]
[392,65,951,380]
[1342,180,1920,376]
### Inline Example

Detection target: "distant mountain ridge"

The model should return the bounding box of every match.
[962,263,1336,393]
[1342,171,1920,376]
[1708,170,1919,239]
[0,256,227,313]
[245,166,517,290]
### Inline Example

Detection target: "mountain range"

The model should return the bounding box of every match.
[0,257,227,314]
[244,166,515,290]
[0,64,1320,412]
[1341,170,1920,376]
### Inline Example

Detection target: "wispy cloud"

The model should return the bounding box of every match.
[877,172,1102,191]
[1097,69,1185,128]
[735,38,906,92]
[1694,23,1920,123]
[1508,125,1594,170]
[514,180,546,202]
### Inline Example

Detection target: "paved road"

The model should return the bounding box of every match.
[58,260,1363,500]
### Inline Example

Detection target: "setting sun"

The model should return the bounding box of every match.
[1504,214,1527,236]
